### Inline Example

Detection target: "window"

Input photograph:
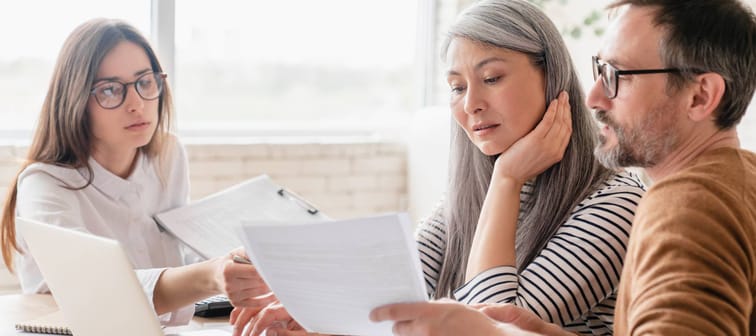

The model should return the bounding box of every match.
[542,0,756,151]
[0,1,150,136]
[0,1,421,139]
[431,0,756,151]
[173,0,420,132]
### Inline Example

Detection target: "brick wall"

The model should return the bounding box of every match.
[184,141,408,218]
[0,140,409,293]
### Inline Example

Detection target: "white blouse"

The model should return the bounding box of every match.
[14,137,194,326]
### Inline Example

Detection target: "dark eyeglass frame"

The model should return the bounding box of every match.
[90,72,167,109]
[592,56,680,99]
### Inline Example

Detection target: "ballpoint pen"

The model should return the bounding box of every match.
[232,254,252,264]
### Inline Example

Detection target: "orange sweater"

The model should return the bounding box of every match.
[615,147,755,335]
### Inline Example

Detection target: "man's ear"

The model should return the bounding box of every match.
[688,73,726,122]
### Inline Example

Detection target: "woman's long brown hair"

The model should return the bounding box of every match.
[1,19,174,271]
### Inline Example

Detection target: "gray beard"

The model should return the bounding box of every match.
[594,105,679,170]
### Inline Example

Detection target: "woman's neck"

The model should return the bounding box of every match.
[90,146,139,179]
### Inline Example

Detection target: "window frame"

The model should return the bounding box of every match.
[0,0,436,143]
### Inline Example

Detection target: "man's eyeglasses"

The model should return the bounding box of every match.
[90,72,167,109]
[592,56,680,99]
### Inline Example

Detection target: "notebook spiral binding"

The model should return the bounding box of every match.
[15,323,72,335]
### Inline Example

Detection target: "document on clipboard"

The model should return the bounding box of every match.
[154,174,328,259]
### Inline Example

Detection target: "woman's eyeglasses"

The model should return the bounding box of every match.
[90,72,167,109]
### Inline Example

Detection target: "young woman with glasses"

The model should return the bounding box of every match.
[0,19,238,326]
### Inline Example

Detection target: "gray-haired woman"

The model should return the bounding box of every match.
[418,0,644,333]
[232,1,644,335]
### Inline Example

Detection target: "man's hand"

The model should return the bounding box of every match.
[370,299,529,336]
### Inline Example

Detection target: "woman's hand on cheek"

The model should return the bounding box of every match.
[493,91,572,184]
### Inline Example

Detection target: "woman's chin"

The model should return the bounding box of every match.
[474,142,508,157]
[477,147,504,157]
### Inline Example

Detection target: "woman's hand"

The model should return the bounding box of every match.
[240,301,296,336]
[465,92,571,280]
[154,248,259,314]
[493,91,572,185]
[229,306,263,336]
[218,247,276,308]
[231,300,330,336]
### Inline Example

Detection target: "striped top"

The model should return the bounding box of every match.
[417,171,645,335]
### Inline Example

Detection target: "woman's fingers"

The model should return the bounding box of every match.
[550,91,570,138]
[231,291,278,309]
[247,303,293,336]
[227,286,273,306]
[222,259,273,307]
[231,307,262,336]
[223,260,265,282]
[230,307,241,325]
[560,91,573,151]
[265,329,329,336]
[536,94,560,138]
[550,91,571,155]
[490,90,573,183]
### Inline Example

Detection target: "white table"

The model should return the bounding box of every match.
[0,294,232,335]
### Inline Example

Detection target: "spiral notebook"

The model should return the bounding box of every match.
[15,310,71,335]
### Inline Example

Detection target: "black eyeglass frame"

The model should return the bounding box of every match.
[592,56,681,99]
[90,72,168,109]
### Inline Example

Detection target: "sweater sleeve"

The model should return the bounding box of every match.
[616,179,753,336]
[454,176,643,327]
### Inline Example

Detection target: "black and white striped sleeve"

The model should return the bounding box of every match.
[453,172,645,326]
[415,205,447,297]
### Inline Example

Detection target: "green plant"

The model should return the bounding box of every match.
[527,0,606,39]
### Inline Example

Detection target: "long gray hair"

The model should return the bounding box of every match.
[434,0,612,298]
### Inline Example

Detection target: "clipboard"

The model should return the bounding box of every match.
[154,174,328,259]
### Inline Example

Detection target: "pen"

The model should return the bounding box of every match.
[232,254,252,265]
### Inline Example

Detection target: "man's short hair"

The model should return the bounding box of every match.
[609,0,756,129]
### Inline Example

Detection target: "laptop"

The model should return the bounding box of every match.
[15,217,231,336]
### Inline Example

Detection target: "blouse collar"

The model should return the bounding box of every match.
[80,151,148,200]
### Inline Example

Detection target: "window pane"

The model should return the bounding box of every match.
[434,0,756,151]
[0,1,150,135]
[174,0,419,129]
[544,0,756,151]
[739,0,756,151]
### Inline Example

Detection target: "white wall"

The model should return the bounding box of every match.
[406,106,450,223]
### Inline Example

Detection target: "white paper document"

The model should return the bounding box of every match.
[238,213,428,336]
[154,175,328,259]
